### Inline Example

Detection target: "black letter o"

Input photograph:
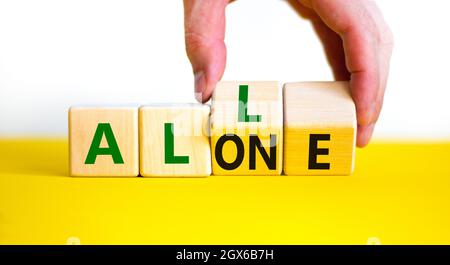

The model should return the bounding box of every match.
[215,134,245,170]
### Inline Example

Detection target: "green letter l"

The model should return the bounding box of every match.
[164,123,189,164]
[238,84,262,122]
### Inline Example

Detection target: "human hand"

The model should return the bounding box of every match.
[183,0,393,147]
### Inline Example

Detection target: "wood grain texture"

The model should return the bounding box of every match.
[69,106,139,177]
[283,81,356,175]
[139,104,211,177]
[211,81,283,175]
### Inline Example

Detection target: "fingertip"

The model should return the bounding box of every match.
[194,71,206,103]
[187,37,226,103]
[356,123,375,148]
[355,103,377,127]
[197,86,214,103]
[200,84,214,103]
[194,70,217,103]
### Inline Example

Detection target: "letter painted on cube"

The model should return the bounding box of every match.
[283,82,356,175]
[238,85,262,122]
[308,134,330,170]
[164,123,189,164]
[85,123,124,164]
[211,81,283,175]
[69,106,139,177]
[249,134,277,170]
[214,134,245,170]
[139,104,211,177]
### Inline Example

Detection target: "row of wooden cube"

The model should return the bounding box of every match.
[69,81,356,177]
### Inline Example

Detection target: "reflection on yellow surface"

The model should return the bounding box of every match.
[0,138,449,244]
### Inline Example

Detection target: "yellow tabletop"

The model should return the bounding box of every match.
[0,139,449,244]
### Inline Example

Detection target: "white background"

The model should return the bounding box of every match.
[0,0,449,139]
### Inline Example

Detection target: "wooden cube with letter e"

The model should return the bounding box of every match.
[283,81,356,175]
[69,106,139,177]
[210,81,283,175]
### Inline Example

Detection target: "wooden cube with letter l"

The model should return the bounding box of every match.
[139,104,211,177]
[283,81,356,175]
[210,81,283,175]
[69,106,139,177]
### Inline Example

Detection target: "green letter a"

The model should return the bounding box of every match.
[84,123,124,164]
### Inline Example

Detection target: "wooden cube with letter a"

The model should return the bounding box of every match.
[210,81,283,175]
[283,81,356,175]
[139,104,211,177]
[69,106,139,177]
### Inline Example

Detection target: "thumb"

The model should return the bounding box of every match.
[184,0,228,103]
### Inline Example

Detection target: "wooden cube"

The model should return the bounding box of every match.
[283,81,356,175]
[210,81,283,175]
[139,104,211,177]
[69,106,139,177]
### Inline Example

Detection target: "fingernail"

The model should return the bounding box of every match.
[357,123,376,148]
[194,71,205,103]
[370,102,378,120]
[358,103,378,126]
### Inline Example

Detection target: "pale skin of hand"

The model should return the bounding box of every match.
[183,0,393,147]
